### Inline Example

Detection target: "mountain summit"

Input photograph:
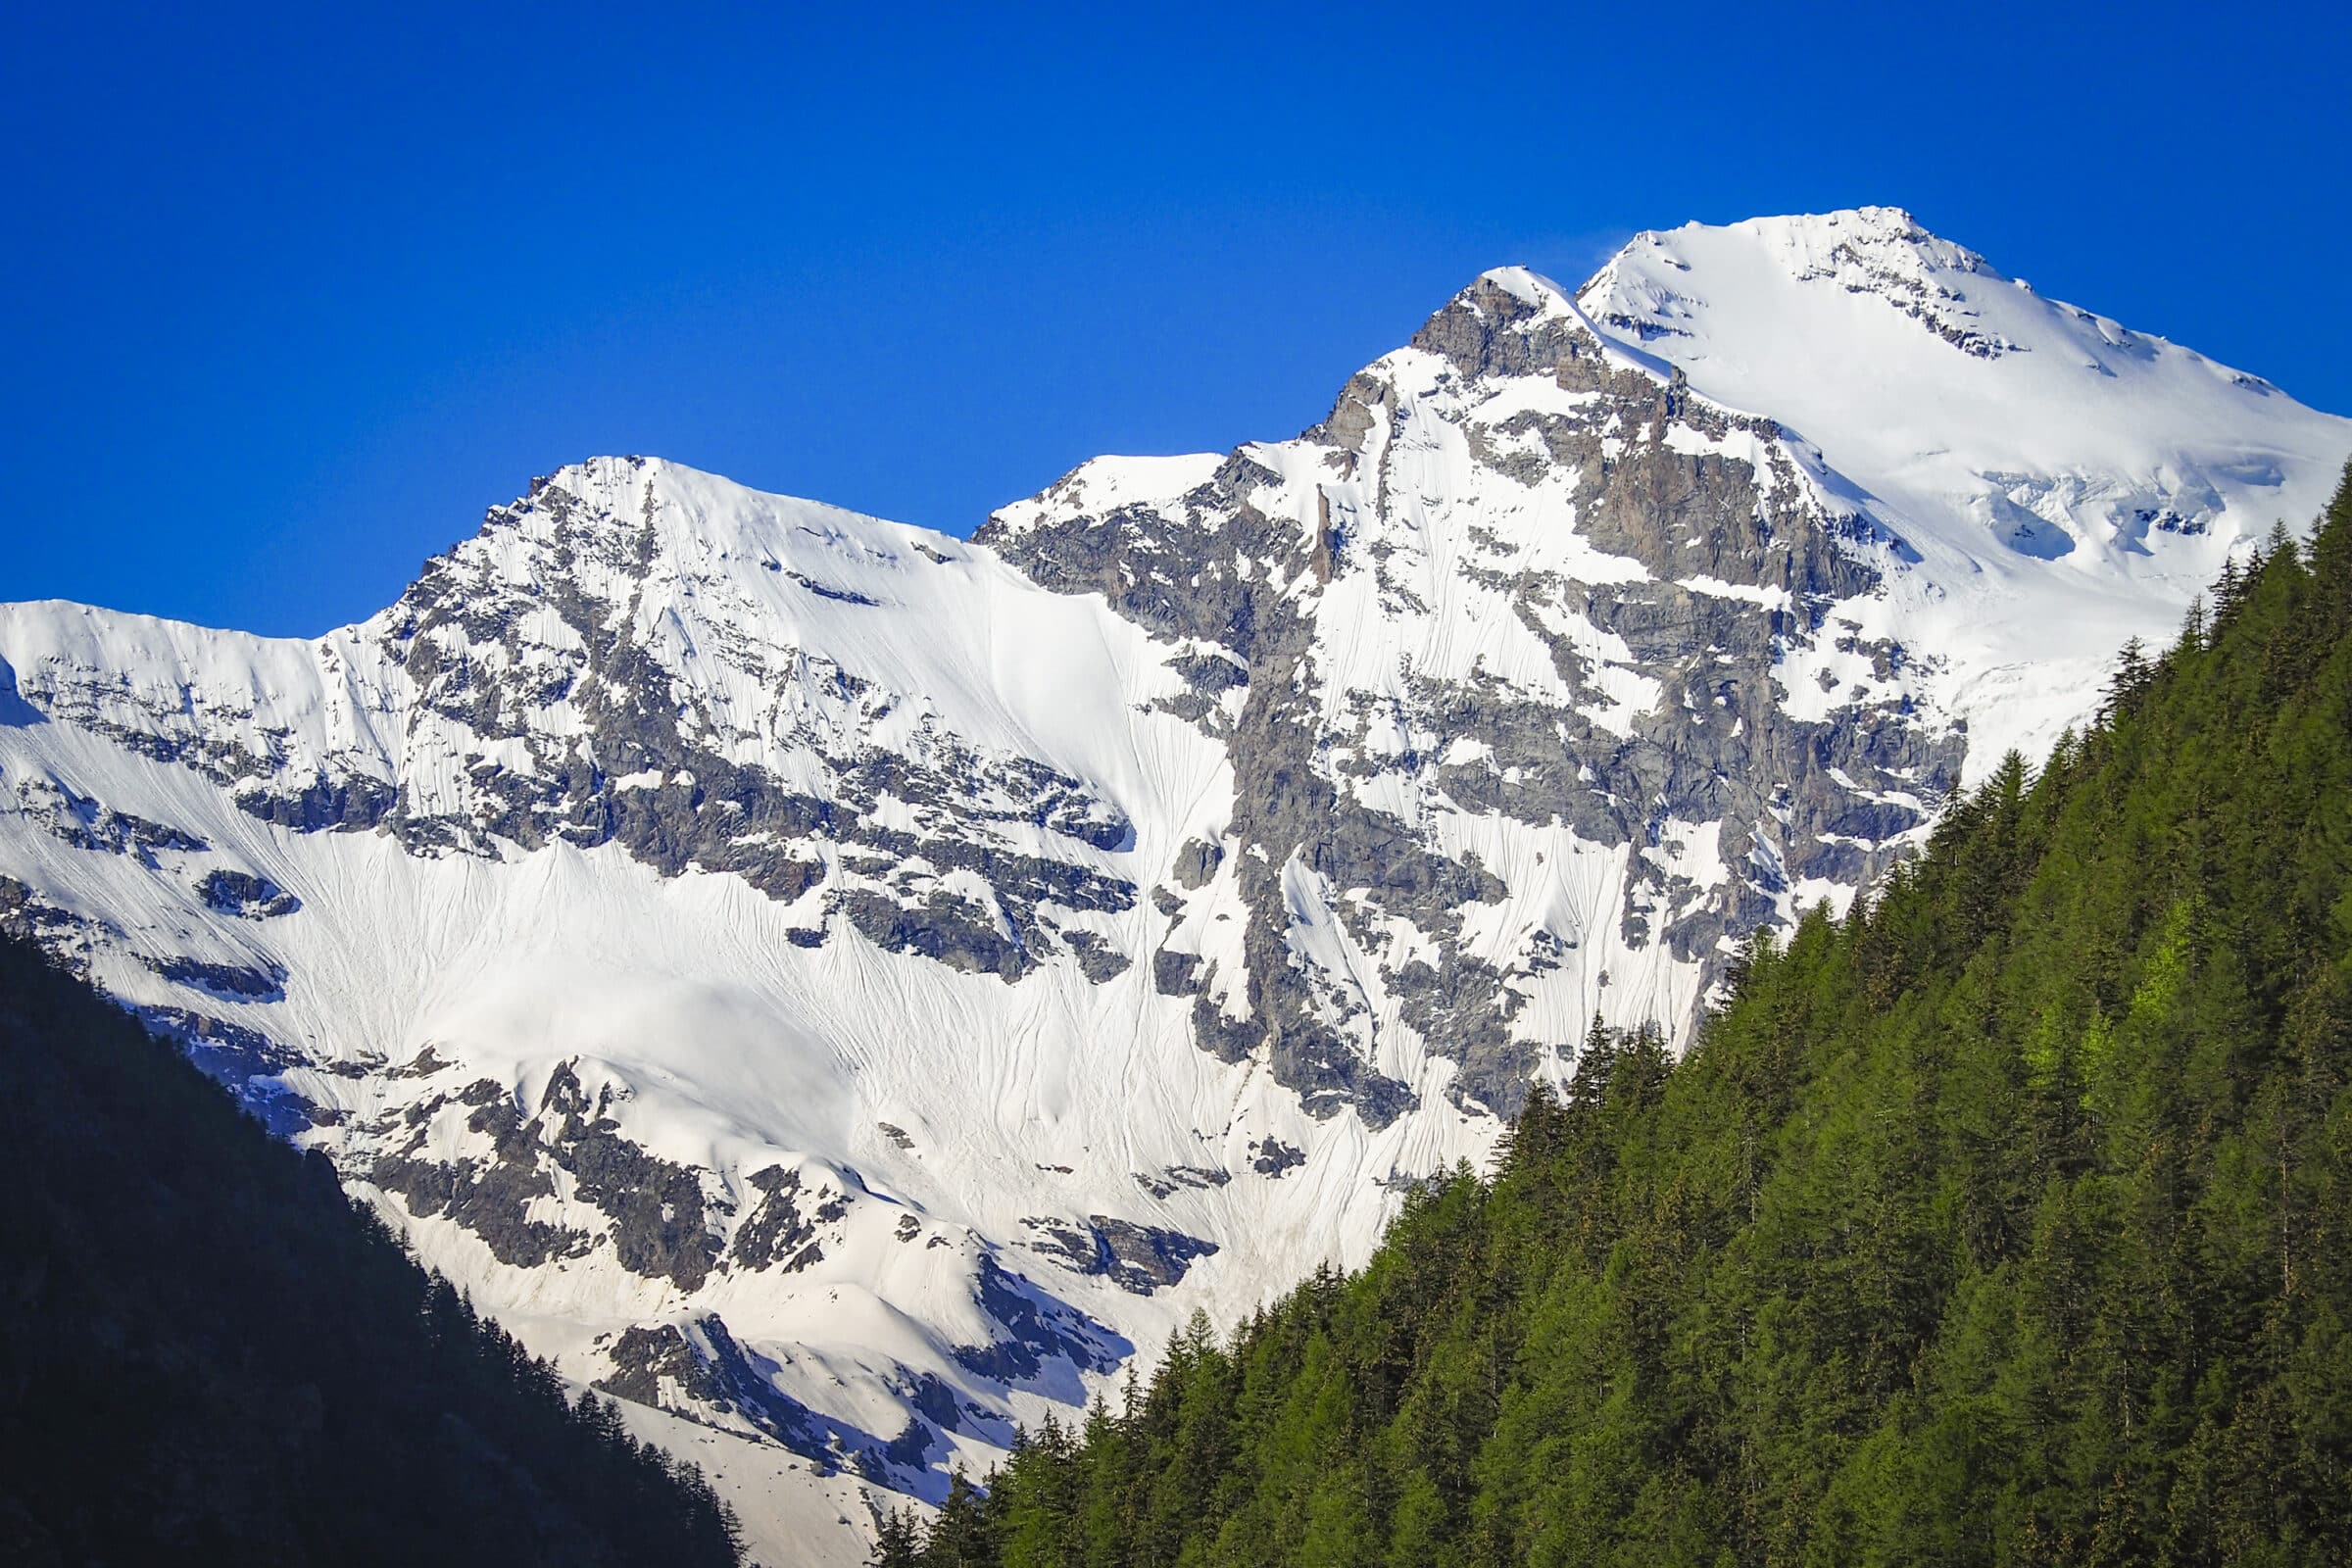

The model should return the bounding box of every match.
[2,211,2344,1561]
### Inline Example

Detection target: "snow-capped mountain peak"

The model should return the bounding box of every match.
[2,213,2344,1563]
[1575,208,2348,771]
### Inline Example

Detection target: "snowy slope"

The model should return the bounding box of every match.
[0,460,1488,1561]
[1,212,2343,1564]
[1579,207,2351,772]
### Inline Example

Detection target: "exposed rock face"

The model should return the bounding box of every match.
[1250,1137,1304,1177]
[0,873,91,950]
[198,868,301,918]
[368,1056,850,1291]
[378,472,1138,980]
[982,270,1962,1119]
[1020,1214,1220,1295]
[12,774,208,859]
[601,1311,1009,1495]
[1170,837,1222,889]
[599,1316,837,1462]
[731,1164,840,1273]
[1133,1163,1230,1200]
[12,461,1138,990]
[142,954,287,1001]
[370,1076,597,1271]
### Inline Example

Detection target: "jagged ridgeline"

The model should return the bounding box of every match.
[0,937,742,1567]
[880,468,2352,1566]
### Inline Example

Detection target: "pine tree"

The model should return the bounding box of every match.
[2100,635,2150,722]
[924,1468,996,1568]
[870,1507,923,1567]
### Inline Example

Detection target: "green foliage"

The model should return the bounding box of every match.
[0,935,743,1566]
[891,463,2352,1566]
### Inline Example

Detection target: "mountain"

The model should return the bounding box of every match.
[1581,207,2339,761]
[0,931,743,1565]
[0,209,2343,1561]
[881,470,2352,1567]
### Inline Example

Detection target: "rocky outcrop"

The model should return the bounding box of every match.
[10,460,1140,990]
[196,868,300,918]
[598,1316,836,1462]
[370,1057,727,1289]
[141,955,287,1002]
[1021,1214,1220,1295]
[983,269,1963,1118]
[12,774,207,860]
[731,1164,843,1274]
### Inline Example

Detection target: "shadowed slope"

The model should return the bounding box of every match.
[0,935,743,1567]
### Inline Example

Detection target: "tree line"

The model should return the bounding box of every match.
[875,466,2352,1567]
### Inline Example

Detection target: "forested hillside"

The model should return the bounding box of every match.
[0,935,743,1566]
[884,467,2352,1568]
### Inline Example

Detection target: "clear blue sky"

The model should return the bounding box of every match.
[6,1,2347,635]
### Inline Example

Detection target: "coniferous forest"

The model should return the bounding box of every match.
[0,935,743,1566]
[879,470,2352,1567]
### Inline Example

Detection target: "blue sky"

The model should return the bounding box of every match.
[6,1,2347,635]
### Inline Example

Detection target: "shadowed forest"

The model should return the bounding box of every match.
[0,934,744,1565]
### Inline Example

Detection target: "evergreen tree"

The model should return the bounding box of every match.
[923,1468,998,1568]
[871,1507,924,1567]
